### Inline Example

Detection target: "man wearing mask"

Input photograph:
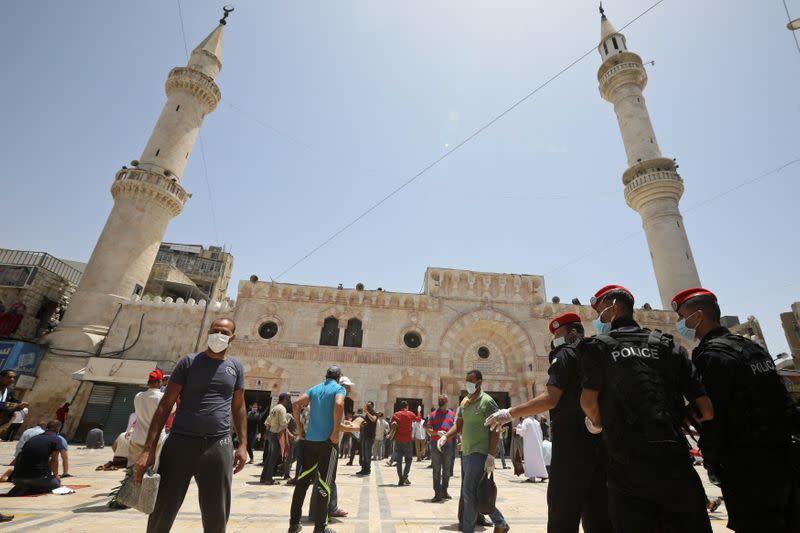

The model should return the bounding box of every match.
[261,392,292,485]
[672,288,800,532]
[439,370,509,533]
[426,394,456,502]
[391,401,420,486]
[134,318,248,533]
[579,285,714,532]
[486,312,612,533]
[356,401,377,476]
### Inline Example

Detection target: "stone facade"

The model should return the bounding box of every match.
[781,302,800,357]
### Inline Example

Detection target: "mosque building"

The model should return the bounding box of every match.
[25,10,711,440]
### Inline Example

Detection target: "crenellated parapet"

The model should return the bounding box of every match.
[425,267,545,304]
[111,168,189,216]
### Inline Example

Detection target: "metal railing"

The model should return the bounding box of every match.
[0,249,83,284]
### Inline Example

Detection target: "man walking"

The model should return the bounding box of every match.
[580,284,713,532]
[356,401,377,476]
[439,370,510,533]
[485,311,612,532]
[289,365,346,533]
[246,403,261,463]
[391,401,419,486]
[426,394,455,502]
[373,412,387,460]
[673,287,800,532]
[134,318,248,533]
[261,392,292,485]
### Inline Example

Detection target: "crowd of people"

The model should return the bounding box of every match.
[0,283,798,533]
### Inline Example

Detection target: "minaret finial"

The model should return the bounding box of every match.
[220,5,234,25]
[599,2,605,18]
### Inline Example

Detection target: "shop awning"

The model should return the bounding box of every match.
[71,357,157,385]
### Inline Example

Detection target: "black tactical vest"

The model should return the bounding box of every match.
[594,329,685,457]
[700,334,799,455]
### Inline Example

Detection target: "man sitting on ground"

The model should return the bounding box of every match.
[85,424,105,449]
[7,420,64,496]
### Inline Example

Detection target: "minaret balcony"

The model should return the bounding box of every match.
[165,67,221,113]
[111,168,189,216]
[597,52,647,100]
[624,168,684,210]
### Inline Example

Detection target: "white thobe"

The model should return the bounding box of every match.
[516,417,548,479]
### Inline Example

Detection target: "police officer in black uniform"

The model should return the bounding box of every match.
[672,287,800,533]
[485,311,612,533]
[579,284,714,533]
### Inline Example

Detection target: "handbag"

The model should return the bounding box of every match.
[117,466,161,514]
[477,471,497,515]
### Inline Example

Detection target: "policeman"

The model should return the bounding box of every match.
[485,311,612,533]
[579,284,714,532]
[672,287,800,532]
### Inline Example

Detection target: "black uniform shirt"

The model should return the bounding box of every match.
[580,317,706,457]
[546,342,585,442]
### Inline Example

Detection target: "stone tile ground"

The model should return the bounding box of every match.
[0,443,729,532]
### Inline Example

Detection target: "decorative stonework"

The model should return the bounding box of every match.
[624,169,684,210]
[111,168,188,216]
[597,51,647,101]
[165,67,221,114]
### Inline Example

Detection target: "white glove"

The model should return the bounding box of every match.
[584,416,603,435]
[437,435,446,451]
[484,454,495,473]
[485,408,512,431]
[437,430,447,437]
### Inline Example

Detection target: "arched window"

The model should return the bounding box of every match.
[612,36,619,50]
[319,316,339,346]
[343,318,363,348]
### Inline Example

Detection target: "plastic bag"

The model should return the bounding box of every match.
[117,468,160,514]
[477,471,497,515]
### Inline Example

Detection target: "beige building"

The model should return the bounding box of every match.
[145,242,233,302]
[0,249,83,342]
[780,303,800,358]
[24,10,719,440]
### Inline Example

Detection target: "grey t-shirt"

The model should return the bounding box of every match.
[170,352,245,438]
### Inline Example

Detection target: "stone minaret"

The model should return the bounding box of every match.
[48,12,230,352]
[597,7,700,308]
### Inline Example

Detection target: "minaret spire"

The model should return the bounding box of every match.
[596,7,701,308]
[46,15,229,351]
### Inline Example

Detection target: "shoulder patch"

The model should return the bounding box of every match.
[225,365,237,377]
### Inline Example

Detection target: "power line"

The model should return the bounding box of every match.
[274,0,669,280]
[544,156,800,276]
[782,0,800,57]
[176,0,221,244]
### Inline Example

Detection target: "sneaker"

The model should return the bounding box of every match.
[476,516,492,527]
[431,493,443,503]
[0,515,14,523]
[261,479,278,485]
[355,471,370,476]
[397,479,404,487]
[493,523,510,533]
[442,491,453,500]
[330,509,348,517]
[403,477,411,486]
[287,524,302,533]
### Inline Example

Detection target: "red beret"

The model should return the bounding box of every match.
[671,288,716,311]
[590,284,633,309]
[148,369,164,381]
[549,312,582,334]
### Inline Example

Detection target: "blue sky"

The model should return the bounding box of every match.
[3,0,799,354]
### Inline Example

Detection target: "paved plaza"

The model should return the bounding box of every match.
[0,442,732,532]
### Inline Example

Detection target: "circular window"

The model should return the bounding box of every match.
[258,321,278,339]
[478,346,490,359]
[403,331,422,349]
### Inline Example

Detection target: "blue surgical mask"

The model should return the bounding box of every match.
[466,382,477,394]
[593,301,615,335]
[676,311,699,342]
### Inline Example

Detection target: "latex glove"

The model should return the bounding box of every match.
[484,454,495,473]
[485,408,512,431]
[437,435,446,452]
[584,416,603,435]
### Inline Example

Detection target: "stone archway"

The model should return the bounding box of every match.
[439,307,537,406]
[378,367,438,416]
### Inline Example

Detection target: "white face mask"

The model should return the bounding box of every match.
[466,382,477,394]
[207,333,231,353]
[552,336,566,348]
